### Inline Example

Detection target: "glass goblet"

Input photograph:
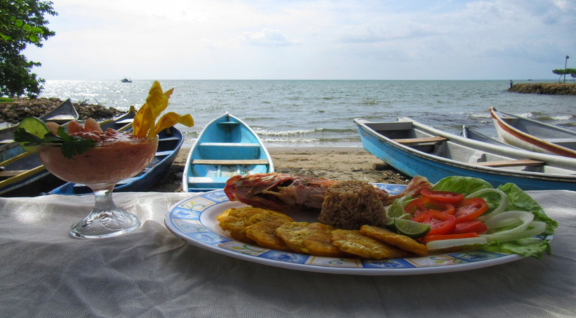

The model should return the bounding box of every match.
[37,135,159,239]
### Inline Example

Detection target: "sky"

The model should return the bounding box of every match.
[24,0,576,80]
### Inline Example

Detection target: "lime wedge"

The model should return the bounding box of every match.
[394,218,431,239]
[16,117,51,153]
[386,201,411,219]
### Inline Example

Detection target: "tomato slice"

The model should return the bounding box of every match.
[453,220,488,234]
[420,189,464,203]
[420,232,479,244]
[404,197,455,218]
[454,198,488,223]
[411,211,456,235]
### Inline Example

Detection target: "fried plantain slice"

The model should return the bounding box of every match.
[302,223,349,257]
[275,222,314,253]
[246,218,293,252]
[331,229,410,260]
[218,207,292,244]
[275,222,348,257]
[360,225,428,256]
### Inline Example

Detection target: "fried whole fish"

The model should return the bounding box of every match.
[224,173,432,213]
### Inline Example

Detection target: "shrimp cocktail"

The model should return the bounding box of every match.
[14,81,194,239]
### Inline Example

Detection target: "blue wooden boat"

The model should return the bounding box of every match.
[355,117,576,191]
[48,126,183,194]
[183,112,273,192]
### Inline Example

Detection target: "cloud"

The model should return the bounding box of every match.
[240,29,300,47]
[23,0,576,80]
[339,22,436,43]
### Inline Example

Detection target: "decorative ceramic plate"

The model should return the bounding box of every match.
[164,184,549,276]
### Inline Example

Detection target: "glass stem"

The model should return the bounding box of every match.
[70,184,140,239]
[91,185,119,217]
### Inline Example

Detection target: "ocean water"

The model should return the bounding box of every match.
[38,80,576,148]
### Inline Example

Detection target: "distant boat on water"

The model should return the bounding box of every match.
[121,78,132,83]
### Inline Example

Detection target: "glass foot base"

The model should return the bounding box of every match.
[70,210,140,239]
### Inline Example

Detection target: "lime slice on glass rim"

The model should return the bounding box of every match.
[16,117,51,153]
[392,218,431,239]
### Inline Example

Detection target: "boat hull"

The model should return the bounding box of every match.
[183,113,273,192]
[355,118,576,191]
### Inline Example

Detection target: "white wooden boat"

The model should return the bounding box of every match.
[490,107,576,158]
[0,99,79,161]
[355,117,576,191]
[183,112,274,192]
[461,125,514,147]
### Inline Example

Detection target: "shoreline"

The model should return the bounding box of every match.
[151,146,411,192]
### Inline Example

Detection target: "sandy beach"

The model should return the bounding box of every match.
[151,147,411,192]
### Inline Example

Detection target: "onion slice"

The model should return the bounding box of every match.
[466,188,508,221]
[427,237,488,253]
[480,221,546,243]
[484,211,534,234]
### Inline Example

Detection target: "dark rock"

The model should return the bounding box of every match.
[508,83,576,95]
[0,97,125,123]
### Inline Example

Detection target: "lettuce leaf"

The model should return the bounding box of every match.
[497,183,558,235]
[432,176,493,196]
[484,238,552,259]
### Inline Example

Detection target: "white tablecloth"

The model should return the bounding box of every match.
[0,190,574,318]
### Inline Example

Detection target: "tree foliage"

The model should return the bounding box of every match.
[0,0,57,98]
[553,68,576,79]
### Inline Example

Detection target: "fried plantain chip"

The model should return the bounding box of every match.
[331,229,410,260]
[155,112,194,135]
[132,81,190,138]
[132,103,153,138]
[360,225,428,256]
[146,82,170,119]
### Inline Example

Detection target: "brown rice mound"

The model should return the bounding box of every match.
[318,180,387,230]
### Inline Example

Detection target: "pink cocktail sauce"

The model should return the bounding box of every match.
[37,129,158,188]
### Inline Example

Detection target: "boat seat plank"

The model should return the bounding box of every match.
[155,150,174,157]
[188,176,229,183]
[0,170,27,178]
[192,159,269,165]
[199,142,260,148]
[159,137,181,142]
[393,136,447,145]
[197,143,262,160]
[217,122,239,126]
[476,159,545,167]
